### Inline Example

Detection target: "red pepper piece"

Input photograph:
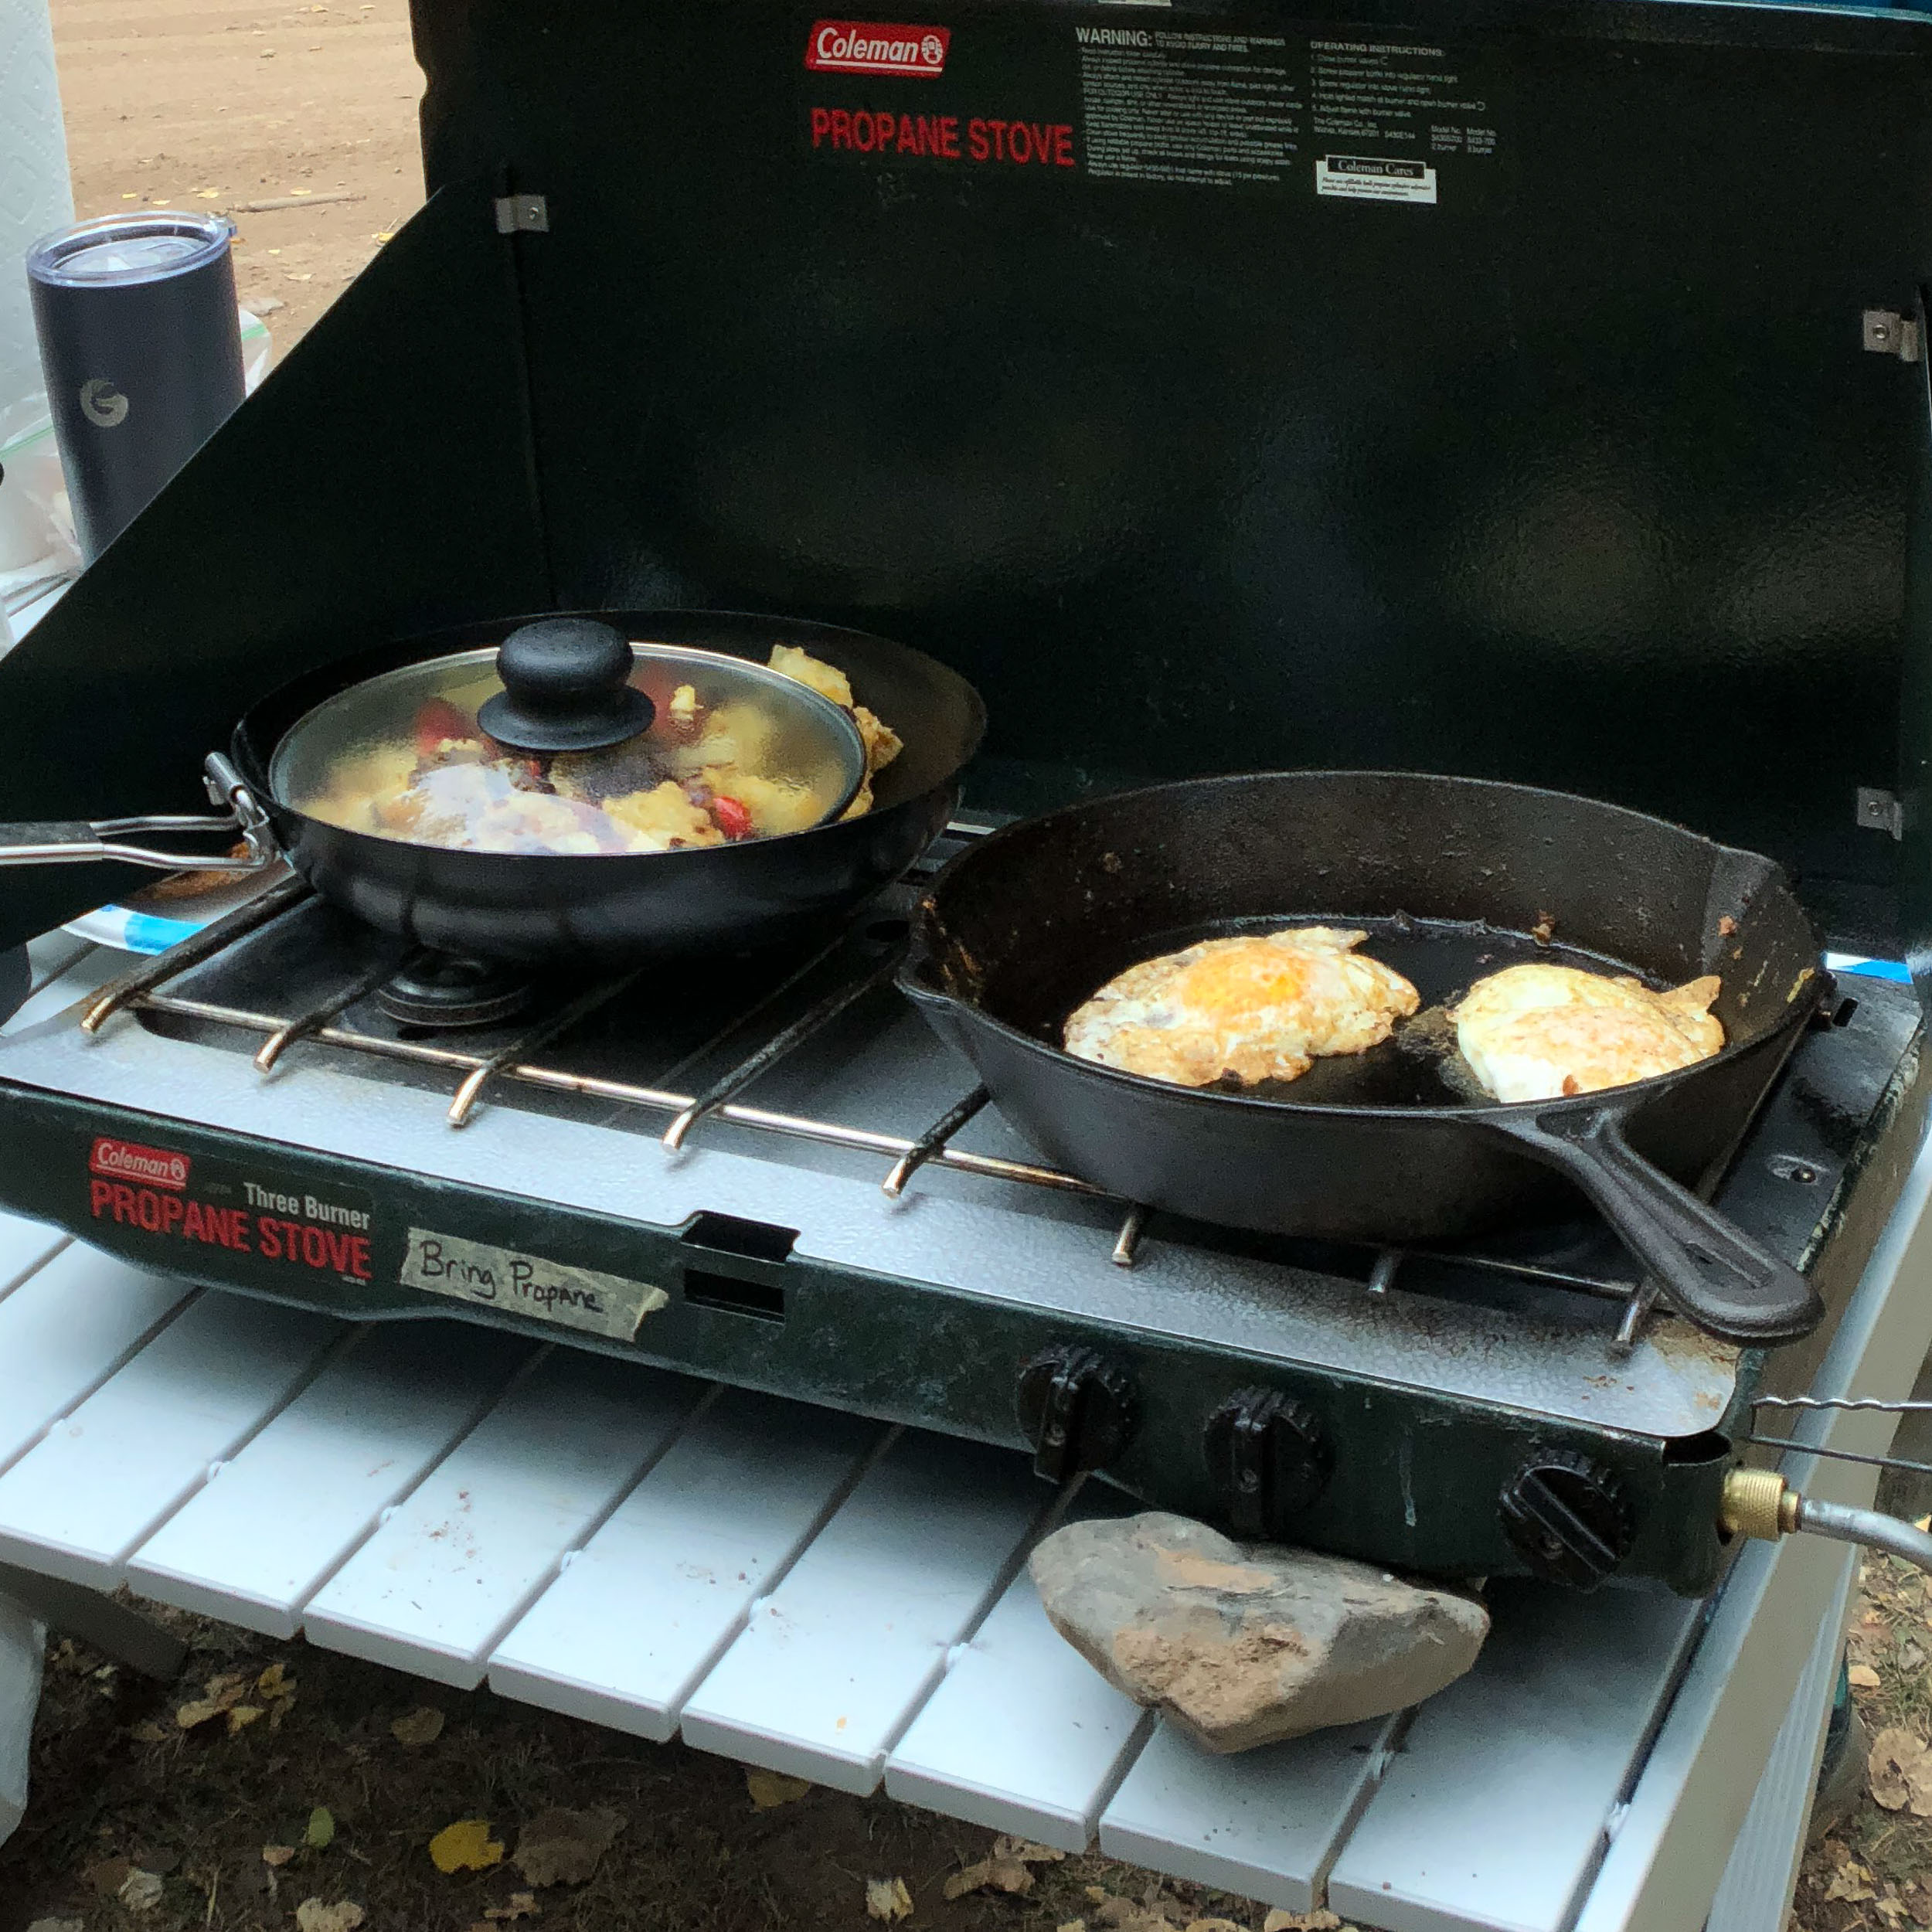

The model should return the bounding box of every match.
[713,795,755,840]
[413,698,473,760]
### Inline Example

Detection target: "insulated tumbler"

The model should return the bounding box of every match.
[26,212,244,563]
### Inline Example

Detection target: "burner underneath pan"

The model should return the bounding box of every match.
[376,953,537,1029]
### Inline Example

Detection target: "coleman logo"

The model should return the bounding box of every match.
[806,20,950,76]
[90,1136,191,1190]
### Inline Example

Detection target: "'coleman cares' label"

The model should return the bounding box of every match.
[800,15,1502,203]
[401,1229,668,1342]
[86,1135,377,1284]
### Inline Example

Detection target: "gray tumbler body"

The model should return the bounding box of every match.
[26,213,245,563]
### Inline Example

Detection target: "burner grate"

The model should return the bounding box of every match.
[73,846,1662,1333]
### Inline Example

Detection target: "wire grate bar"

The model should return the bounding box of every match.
[81,872,312,1034]
[662,947,904,1152]
[256,948,419,1073]
[448,971,645,1128]
[883,1086,992,1198]
[125,990,1114,1197]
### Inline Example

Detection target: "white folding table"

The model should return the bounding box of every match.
[0,936,1920,1932]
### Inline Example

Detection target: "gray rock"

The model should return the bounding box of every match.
[1029,1512,1489,1753]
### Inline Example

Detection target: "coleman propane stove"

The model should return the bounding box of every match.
[4,0,1932,1599]
[0,843,1919,1597]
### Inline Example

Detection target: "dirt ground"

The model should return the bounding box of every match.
[12,2,1920,1927]
[0,1605,1275,1932]
[51,0,427,358]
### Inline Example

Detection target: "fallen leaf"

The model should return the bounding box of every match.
[257,1662,297,1706]
[1827,1864,1879,1904]
[946,1859,1024,1900]
[294,1905,366,1932]
[1057,1923,1087,1932]
[1184,1921,1247,1932]
[227,1702,266,1734]
[129,1719,169,1743]
[745,1767,812,1810]
[26,1920,85,1932]
[1871,1728,1930,1813]
[307,1807,336,1849]
[993,1835,1066,1865]
[514,1807,624,1886]
[483,1896,541,1923]
[119,1869,165,1912]
[390,1706,445,1747]
[866,1876,914,1923]
[264,1845,297,1868]
[85,1856,134,1896]
[430,1820,505,1875]
[1265,1915,1342,1932]
[1850,1664,1883,1690]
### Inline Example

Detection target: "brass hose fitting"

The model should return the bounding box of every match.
[1719,1467,1801,1540]
[1720,1466,1932,1574]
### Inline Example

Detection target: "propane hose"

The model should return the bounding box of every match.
[1720,1468,1932,1577]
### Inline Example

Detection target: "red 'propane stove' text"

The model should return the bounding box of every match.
[89,1177,373,1280]
[810,107,1075,166]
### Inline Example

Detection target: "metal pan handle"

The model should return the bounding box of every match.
[1481,1104,1823,1345]
[0,755,277,873]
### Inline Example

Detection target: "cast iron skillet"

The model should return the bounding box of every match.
[901,771,1828,1347]
[0,610,985,965]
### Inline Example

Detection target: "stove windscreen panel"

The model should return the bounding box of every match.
[413,0,1932,956]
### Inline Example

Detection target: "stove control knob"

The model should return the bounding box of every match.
[1016,1345,1139,1485]
[1498,1450,1634,1590]
[1204,1389,1334,1537]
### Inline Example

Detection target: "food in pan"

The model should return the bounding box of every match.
[1453,962,1724,1103]
[298,645,900,856]
[1063,927,1421,1088]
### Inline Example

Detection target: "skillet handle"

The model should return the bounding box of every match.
[1481,1106,1823,1346]
[0,815,267,871]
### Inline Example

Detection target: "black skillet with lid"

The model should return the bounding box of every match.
[0,609,986,964]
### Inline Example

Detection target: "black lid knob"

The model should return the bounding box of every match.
[477,617,657,755]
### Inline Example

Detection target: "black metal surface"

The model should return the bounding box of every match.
[222,609,981,962]
[407,0,1932,963]
[0,947,26,1029]
[1498,1451,1637,1590]
[906,770,1825,1342]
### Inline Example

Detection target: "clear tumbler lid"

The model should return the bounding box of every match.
[27,212,235,289]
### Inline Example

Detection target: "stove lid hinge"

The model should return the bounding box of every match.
[1862,309,1920,362]
[1857,787,1905,840]
[495,193,549,235]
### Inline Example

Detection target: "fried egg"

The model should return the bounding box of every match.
[1063,927,1421,1089]
[1454,963,1723,1104]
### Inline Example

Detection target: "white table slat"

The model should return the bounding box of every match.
[0,1213,65,1303]
[885,1490,1151,1852]
[488,1387,882,1740]
[1326,1580,1704,1932]
[301,1349,703,1688]
[0,1245,195,1475]
[679,1430,1048,1795]
[0,1592,43,1849]
[0,1292,343,1587]
[1100,1714,1397,1910]
[127,1321,537,1636]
